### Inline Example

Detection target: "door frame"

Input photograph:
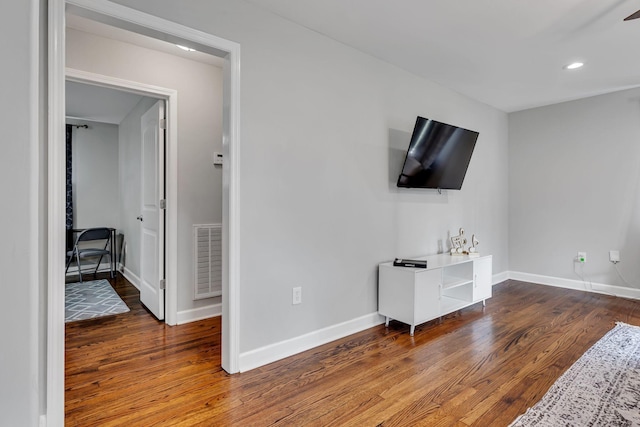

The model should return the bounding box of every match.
[65,72,176,317]
[48,1,242,425]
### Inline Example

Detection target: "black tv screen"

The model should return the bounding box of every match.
[397,117,479,190]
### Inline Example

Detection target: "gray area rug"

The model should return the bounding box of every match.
[65,279,130,322]
[510,322,640,426]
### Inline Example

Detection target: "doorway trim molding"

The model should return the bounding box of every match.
[48,1,241,425]
[66,67,179,321]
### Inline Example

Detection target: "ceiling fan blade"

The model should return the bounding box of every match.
[624,9,640,21]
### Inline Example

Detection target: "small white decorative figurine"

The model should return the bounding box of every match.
[450,228,480,256]
[468,234,480,257]
[450,228,467,255]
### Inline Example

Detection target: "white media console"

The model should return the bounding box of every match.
[378,254,492,335]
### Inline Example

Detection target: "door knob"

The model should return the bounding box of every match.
[136,215,143,222]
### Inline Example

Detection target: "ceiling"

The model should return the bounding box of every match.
[246,0,640,112]
[66,81,144,124]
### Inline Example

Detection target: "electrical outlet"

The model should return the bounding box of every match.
[577,251,587,263]
[610,250,620,263]
[292,287,302,305]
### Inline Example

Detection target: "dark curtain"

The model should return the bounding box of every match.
[66,125,73,251]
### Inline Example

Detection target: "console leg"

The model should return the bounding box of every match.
[385,316,390,328]
[482,299,486,308]
[410,325,415,336]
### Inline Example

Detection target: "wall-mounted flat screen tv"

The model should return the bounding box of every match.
[397,117,479,190]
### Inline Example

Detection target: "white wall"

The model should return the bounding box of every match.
[0,0,42,425]
[66,27,224,311]
[68,120,120,229]
[509,87,640,288]
[2,0,510,422]
[111,0,509,354]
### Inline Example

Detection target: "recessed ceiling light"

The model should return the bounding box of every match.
[176,44,196,52]
[564,62,584,70]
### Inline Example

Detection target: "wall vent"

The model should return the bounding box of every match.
[193,224,222,300]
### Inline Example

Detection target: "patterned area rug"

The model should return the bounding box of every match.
[510,322,640,426]
[65,279,130,322]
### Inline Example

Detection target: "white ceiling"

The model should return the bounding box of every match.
[66,81,144,124]
[246,0,640,112]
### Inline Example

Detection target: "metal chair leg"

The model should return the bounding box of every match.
[109,253,114,279]
[94,255,104,279]
[65,251,74,274]
[76,252,83,283]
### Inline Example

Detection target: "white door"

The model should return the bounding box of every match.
[139,100,166,320]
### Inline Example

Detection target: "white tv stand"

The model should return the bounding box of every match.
[378,254,492,336]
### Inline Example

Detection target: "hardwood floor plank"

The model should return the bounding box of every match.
[66,277,640,426]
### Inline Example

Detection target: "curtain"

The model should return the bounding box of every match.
[66,125,73,250]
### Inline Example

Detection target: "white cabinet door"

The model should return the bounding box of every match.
[473,256,492,301]
[414,269,441,323]
[379,266,418,326]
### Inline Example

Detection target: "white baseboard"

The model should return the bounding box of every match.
[239,312,385,373]
[121,266,140,290]
[509,271,640,300]
[176,303,222,325]
[237,271,508,373]
[493,271,509,285]
[39,414,46,427]
[122,267,221,324]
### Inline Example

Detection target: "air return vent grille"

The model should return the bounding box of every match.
[193,224,222,300]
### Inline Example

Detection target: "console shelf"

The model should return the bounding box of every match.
[442,276,472,289]
[378,254,492,336]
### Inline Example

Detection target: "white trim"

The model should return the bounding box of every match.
[31,0,43,423]
[239,313,385,373]
[65,0,241,54]
[66,68,178,325]
[30,0,41,422]
[492,271,509,285]
[508,271,640,300]
[224,269,640,373]
[47,1,66,425]
[120,266,141,291]
[176,303,222,325]
[49,2,241,426]
[66,68,177,98]
[222,29,242,376]
[239,269,508,373]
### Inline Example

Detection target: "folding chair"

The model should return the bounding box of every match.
[65,227,113,283]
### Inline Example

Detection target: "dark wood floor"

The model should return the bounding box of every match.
[65,277,640,426]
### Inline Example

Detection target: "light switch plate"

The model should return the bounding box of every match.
[213,152,223,165]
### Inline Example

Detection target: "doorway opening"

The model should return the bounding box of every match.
[48,1,241,424]
[65,76,169,320]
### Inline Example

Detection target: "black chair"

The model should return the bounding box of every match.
[65,227,114,283]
